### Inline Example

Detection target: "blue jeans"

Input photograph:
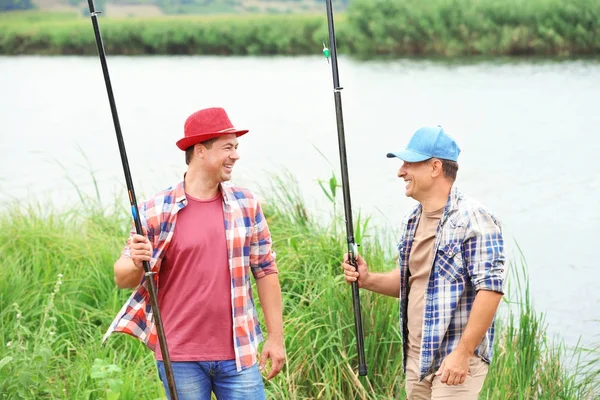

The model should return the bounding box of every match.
[156,360,266,400]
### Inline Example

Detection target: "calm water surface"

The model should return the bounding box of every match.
[1,55,598,352]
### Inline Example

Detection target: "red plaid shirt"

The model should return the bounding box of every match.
[102,180,278,371]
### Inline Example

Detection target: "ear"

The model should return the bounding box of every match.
[431,159,443,178]
[195,143,206,159]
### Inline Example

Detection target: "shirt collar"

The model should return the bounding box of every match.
[440,185,462,224]
[176,174,235,206]
[405,185,462,225]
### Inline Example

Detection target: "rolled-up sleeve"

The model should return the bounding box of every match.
[250,200,278,279]
[464,208,505,294]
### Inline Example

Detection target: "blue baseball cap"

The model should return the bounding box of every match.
[386,126,461,162]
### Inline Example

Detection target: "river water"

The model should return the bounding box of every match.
[1,55,598,353]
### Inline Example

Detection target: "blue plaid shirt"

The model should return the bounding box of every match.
[398,186,505,380]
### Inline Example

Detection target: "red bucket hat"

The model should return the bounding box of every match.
[176,107,249,150]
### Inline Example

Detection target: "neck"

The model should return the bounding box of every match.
[184,167,220,200]
[419,184,452,213]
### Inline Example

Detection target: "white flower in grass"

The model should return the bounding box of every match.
[6,341,12,347]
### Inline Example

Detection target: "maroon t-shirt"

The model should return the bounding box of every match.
[155,193,235,361]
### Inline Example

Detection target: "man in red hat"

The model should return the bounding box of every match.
[104,107,285,399]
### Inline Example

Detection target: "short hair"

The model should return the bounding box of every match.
[440,159,458,181]
[185,137,218,165]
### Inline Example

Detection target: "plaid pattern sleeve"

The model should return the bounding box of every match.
[464,208,505,293]
[249,200,277,279]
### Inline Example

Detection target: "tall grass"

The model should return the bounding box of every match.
[346,0,600,57]
[0,174,598,399]
[0,12,338,55]
[1,0,600,57]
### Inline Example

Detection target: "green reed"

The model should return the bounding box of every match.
[346,0,600,57]
[0,174,598,399]
[2,0,599,57]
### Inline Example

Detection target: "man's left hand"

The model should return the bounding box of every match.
[435,349,470,386]
[259,336,286,380]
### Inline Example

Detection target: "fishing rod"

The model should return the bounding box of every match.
[86,1,179,398]
[323,0,367,377]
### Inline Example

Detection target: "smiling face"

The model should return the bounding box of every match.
[397,158,440,201]
[197,133,240,183]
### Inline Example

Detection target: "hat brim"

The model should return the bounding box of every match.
[386,149,431,162]
[176,130,249,151]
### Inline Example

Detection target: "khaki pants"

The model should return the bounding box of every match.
[405,355,489,400]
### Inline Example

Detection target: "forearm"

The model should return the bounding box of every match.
[256,274,284,340]
[456,289,503,354]
[363,268,401,298]
[114,256,144,289]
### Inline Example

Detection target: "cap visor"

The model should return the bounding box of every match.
[386,150,431,162]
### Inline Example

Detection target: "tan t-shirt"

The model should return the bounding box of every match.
[406,206,444,359]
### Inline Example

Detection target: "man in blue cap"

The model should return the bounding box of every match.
[342,126,505,399]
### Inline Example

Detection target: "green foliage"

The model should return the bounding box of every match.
[1,277,64,397]
[0,174,598,398]
[0,13,343,55]
[2,0,599,56]
[345,0,600,56]
[91,358,123,400]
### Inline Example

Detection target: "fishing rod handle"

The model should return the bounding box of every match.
[348,245,368,376]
